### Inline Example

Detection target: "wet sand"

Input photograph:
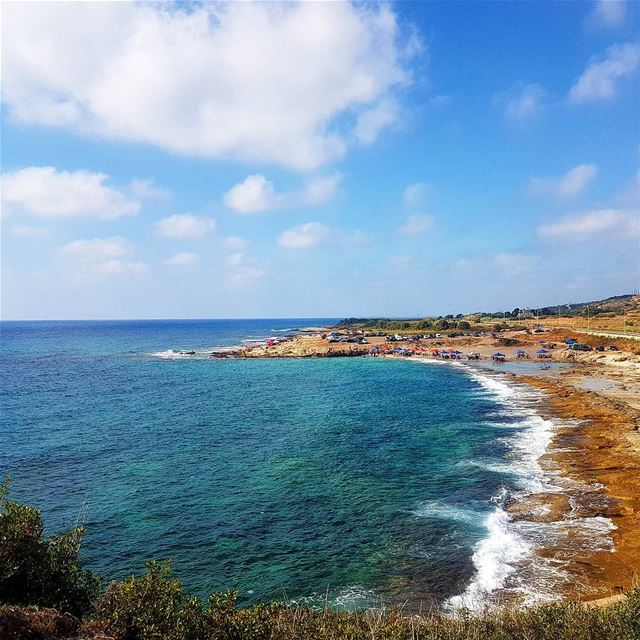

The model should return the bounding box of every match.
[514,369,640,601]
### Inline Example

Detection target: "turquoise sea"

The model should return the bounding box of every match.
[0,320,615,610]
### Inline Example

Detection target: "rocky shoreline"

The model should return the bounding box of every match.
[210,326,640,604]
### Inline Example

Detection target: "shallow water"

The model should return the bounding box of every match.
[0,320,612,610]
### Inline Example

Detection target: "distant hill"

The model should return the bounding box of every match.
[337,294,639,328]
[480,293,640,319]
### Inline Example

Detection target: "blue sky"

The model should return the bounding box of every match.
[2,1,639,320]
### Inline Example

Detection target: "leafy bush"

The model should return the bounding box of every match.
[96,560,208,640]
[0,479,101,617]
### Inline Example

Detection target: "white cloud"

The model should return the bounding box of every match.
[354,98,398,145]
[58,236,148,278]
[500,83,547,121]
[586,1,627,29]
[223,236,248,251]
[2,167,140,218]
[398,213,433,235]
[538,208,639,240]
[528,164,598,198]
[569,42,640,103]
[2,2,414,171]
[278,222,330,249]
[302,174,341,205]
[95,260,149,277]
[224,173,341,213]
[224,175,278,214]
[10,224,49,237]
[164,252,199,267]
[156,214,215,239]
[129,178,170,200]
[60,236,130,258]
[403,182,430,207]
[225,252,266,284]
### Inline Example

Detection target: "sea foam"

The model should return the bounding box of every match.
[410,358,616,611]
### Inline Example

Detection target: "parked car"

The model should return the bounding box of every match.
[569,343,592,351]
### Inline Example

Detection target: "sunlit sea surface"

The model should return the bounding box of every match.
[0,320,613,610]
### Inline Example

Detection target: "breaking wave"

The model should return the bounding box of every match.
[411,358,616,612]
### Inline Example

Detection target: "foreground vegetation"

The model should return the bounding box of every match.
[2,480,639,640]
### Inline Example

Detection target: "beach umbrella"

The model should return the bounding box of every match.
[536,349,547,354]
[493,352,505,357]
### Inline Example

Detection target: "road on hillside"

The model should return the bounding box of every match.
[572,329,640,341]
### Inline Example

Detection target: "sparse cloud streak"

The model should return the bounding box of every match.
[538,208,639,240]
[278,222,330,249]
[528,164,598,199]
[569,42,640,103]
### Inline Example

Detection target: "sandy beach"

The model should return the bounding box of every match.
[220,326,640,603]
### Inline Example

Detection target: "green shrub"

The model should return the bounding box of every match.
[0,479,101,617]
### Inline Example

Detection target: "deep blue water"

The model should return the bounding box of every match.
[1,319,537,608]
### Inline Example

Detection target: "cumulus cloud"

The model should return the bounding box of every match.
[2,2,415,171]
[569,42,640,103]
[538,208,639,240]
[498,83,547,121]
[2,167,140,218]
[156,214,216,239]
[398,213,433,235]
[224,173,341,213]
[278,222,330,249]
[164,252,199,267]
[529,164,598,199]
[223,175,278,213]
[585,0,627,30]
[60,236,130,258]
